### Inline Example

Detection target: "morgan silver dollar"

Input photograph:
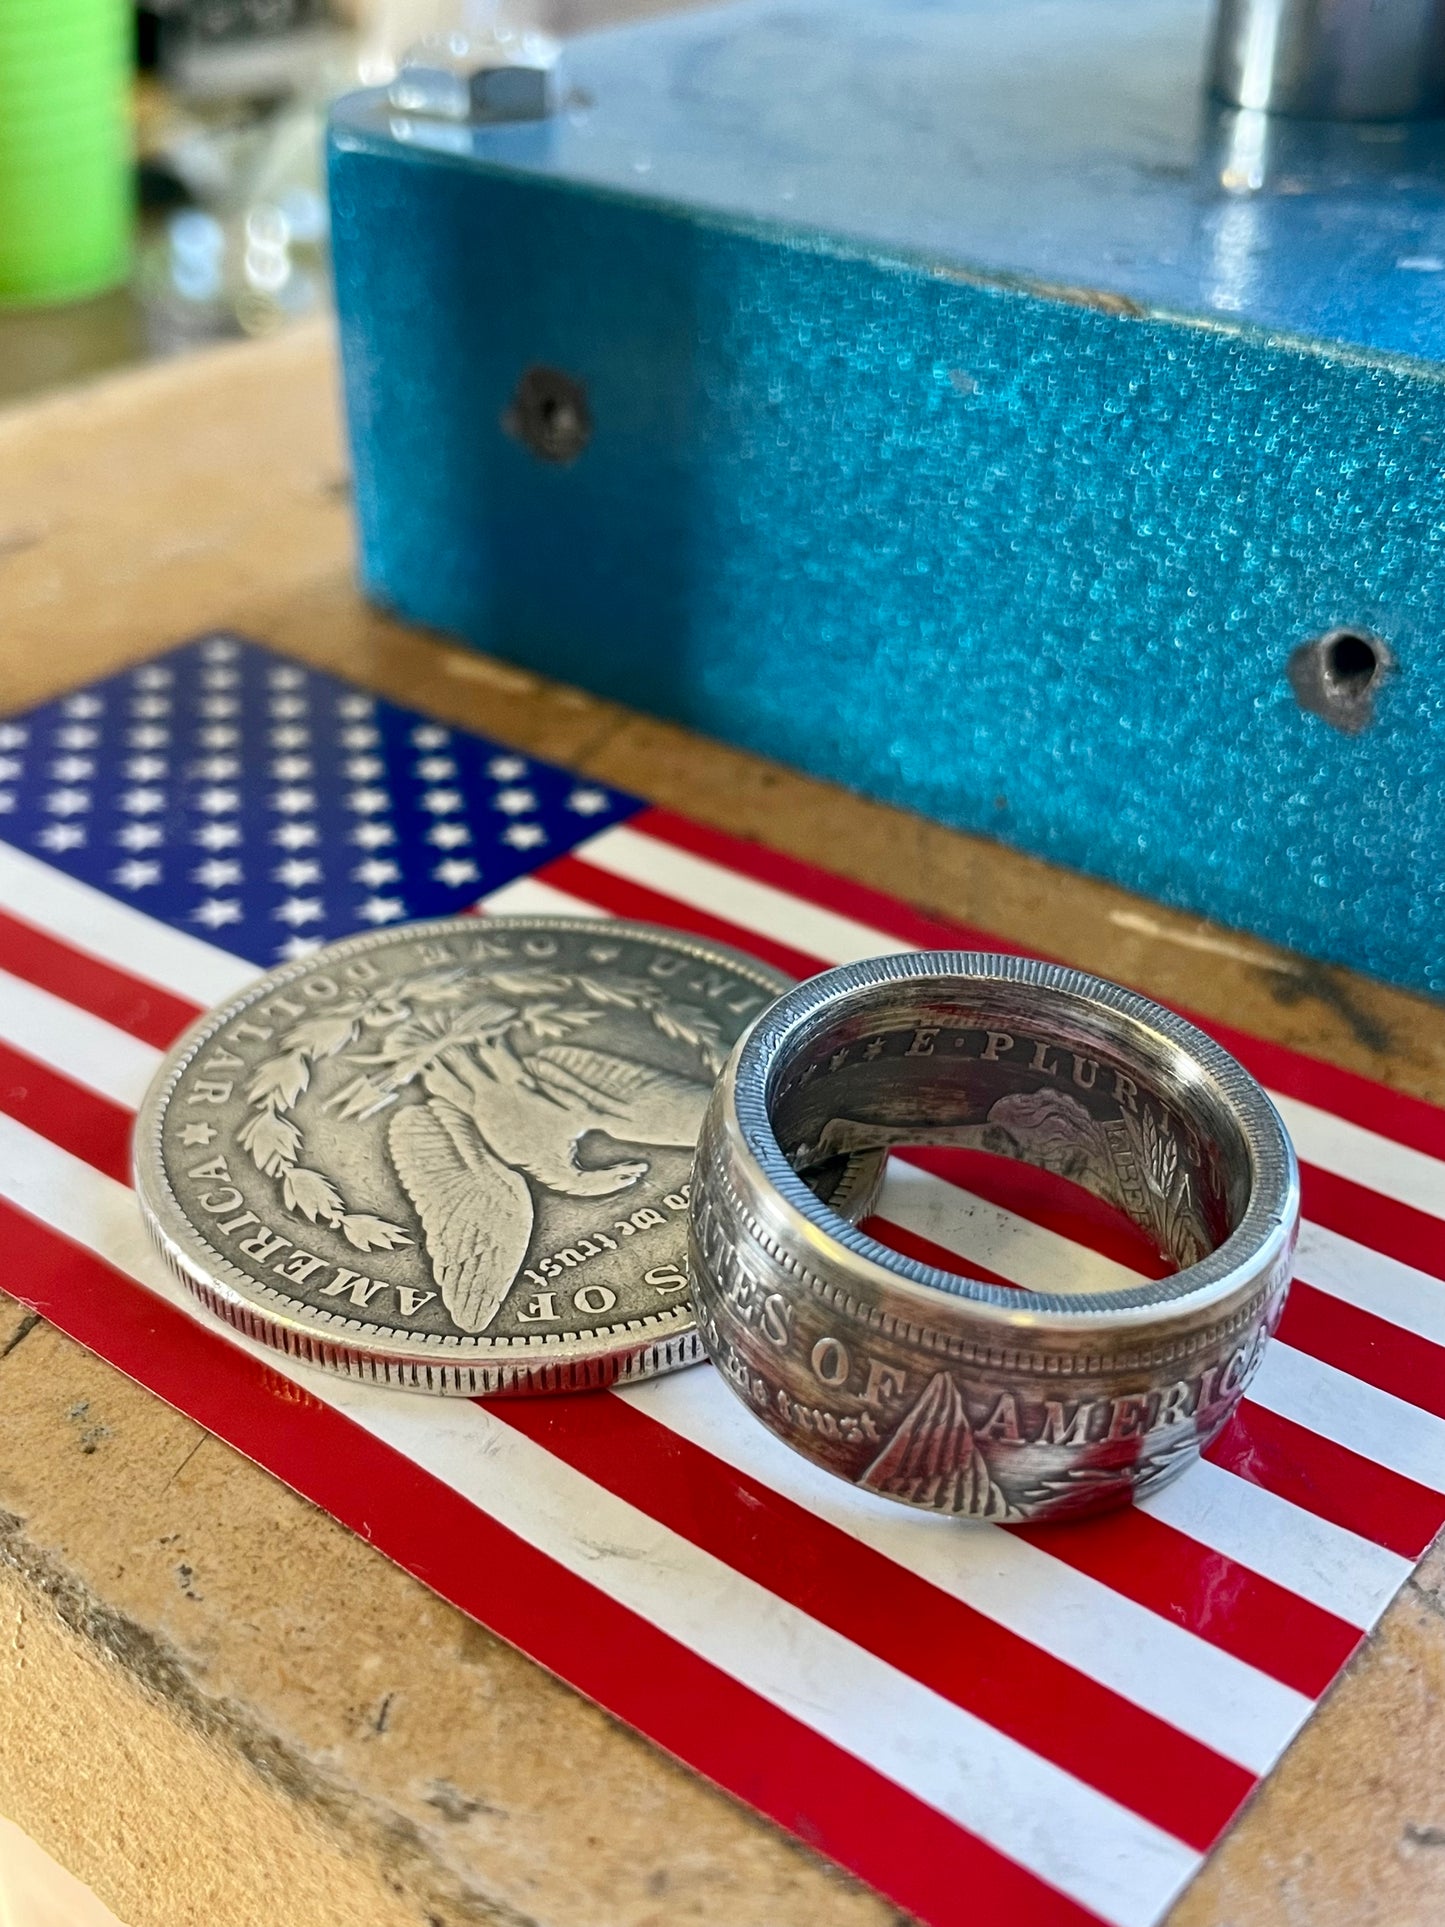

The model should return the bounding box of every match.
[134,916,801,1394]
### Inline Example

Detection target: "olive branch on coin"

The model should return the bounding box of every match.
[235,964,728,1252]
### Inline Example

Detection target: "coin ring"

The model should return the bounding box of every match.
[688,951,1299,1522]
[135,915,806,1396]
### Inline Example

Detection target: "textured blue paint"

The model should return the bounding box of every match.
[328,0,1445,994]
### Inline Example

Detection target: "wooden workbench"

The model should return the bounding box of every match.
[0,322,1442,1927]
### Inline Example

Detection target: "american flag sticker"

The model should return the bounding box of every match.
[1,632,1442,1927]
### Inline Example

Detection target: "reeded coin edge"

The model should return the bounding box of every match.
[133,915,789,1391]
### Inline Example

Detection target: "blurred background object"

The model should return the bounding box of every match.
[0,0,132,308]
[0,0,703,407]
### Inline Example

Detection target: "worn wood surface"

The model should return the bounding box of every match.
[0,321,1442,1927]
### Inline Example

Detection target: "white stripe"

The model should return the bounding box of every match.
[1137,1458,1409,1631]
[577,823,906,965]
[0,1112,1198,1927]
[0,838,254,1008]
[586,823,1445,1219]
[622,1366,1313,1773]
[0,965,162,1109]
[1273,1094,1444,1225]
[1295,1219,1445,1346]
[876,1156,1135,1297]
[1249,1341,1445,1495]
[481,875,607,918]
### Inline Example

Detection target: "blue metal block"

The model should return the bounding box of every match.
[327,0,1445,995]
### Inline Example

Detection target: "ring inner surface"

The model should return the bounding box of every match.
[769,979,1251,1272]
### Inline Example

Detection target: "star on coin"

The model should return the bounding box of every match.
[347,788,391,815]
[487,755,527,781]
[272,822,318,850]
[56,725,98,749]
[119,788,165,815]
[193,858,242,889]
[272,757,314,782]
[199,726,240,749]
[278,935,325,961]
[270,725,310,749]
[427,822,471,849]
[271,788,317,814]
[337,694,375,720]
[274,858,321,889]
[345,756,385,781]
[502,824,546,851]
[193,756,240,781]
[127,726,169,750]
[352,857,399,888]
[195,787,240,815]
[0,725,28,749]
[339,726,378,750]
[411,723,448,748]
[433,857,480,887]
[113,860,162,890]
[179,1122,218,1147]
[125,756,168,781]
[49,756,94,783]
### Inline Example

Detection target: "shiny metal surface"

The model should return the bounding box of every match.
[689,952,1300,1523]
[1209,0,1445,118]
[135,914,794,1394]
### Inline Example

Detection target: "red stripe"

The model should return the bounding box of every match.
[538,853,823,981]
[633,806,1003,952]
[1300,1164,1445,1286]
[1277,1281,1445,1424]
[1206,1402,1445,1562]
[0,1198,1099,1927]
[0,1038,134,1185]
[1199,1022,1445,1170]
[1015,1503,1361,1699]
[0,902,199,1049]
[629,810,1445,1167]
[494,1390,1254,1852]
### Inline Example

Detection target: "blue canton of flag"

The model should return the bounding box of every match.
[0,633,641,967]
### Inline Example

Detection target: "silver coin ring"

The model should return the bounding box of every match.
[688,952,1299,1523]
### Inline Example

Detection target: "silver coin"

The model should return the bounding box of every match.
[135,915,809,1395]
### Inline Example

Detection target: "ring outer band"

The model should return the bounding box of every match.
[687,951,1300,1523]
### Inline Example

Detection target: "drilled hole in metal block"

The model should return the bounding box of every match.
[504,365,592,466]
[1286,628,1392,735]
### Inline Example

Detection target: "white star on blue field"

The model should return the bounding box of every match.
[0,634,639,965]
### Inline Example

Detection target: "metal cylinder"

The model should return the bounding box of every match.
[1209,0,1445,118]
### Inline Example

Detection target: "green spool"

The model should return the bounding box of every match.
[0,0,132,306]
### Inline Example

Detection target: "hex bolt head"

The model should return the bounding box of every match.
[390,29,559,125]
